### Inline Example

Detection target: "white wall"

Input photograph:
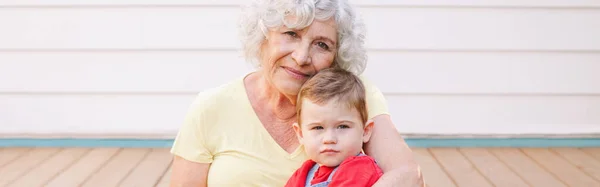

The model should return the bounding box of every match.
[1,0,599,138]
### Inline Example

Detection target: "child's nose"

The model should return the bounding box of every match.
[322,130,337,144]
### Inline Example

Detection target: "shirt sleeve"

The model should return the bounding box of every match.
[359,76,390,120]
[328,156,384,187]
[170,92,215,163]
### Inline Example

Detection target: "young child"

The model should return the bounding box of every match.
[285,68,383,187]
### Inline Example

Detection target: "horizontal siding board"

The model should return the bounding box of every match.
[0,7,240,49]
[1,51,599,94]
[364,52,600,94]
[1,0,599,8]
[0,51,254,93]
[388,95,600,134]
[0,95,598,135]
[0,94,194,135]
[0,8,599,50]
[361,8,600,51]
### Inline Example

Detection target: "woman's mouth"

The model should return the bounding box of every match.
[282,67,309,80]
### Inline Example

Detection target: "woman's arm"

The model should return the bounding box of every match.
[364,114,425,187]
[169,155,210,187]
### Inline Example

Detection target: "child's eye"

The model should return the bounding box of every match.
[337,125,350,129]
[311,126,324,130]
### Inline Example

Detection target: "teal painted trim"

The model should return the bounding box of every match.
[0,138,174,148]
[406,138,600,148]
[1,138,600,148]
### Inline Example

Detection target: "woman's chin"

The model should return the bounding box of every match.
[280,87,302,98]
[273,82,302,99]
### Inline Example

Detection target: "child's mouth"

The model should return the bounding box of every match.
[320,149,339,154]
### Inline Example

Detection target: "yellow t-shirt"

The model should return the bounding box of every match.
[170,74,389,186]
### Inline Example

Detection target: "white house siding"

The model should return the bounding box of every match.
[0,0,599,138]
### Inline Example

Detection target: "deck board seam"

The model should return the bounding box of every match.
[5,148,64,187]
[486,149,534,187]
[457,148,495,186]
[152,153,173,187]
[80,148,124,186]
[519,148,569,186]
[549,148,600,183]
[0,148,32,169]
[580,148,600,162]
[42,148,94,186]
[146,149,172,187]
[426,148,460,187]
[115,148,153,187]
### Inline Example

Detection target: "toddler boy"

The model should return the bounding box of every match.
[285,68,383,187]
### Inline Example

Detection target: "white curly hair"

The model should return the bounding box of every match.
[238,0,367,75]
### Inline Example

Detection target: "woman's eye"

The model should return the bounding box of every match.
[317,42,329,50]
[284,31,298,38]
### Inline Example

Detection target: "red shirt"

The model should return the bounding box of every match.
[285,155,383,187]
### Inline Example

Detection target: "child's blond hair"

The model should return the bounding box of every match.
[296,68,368,125]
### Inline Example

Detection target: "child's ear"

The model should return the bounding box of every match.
[293,122,304,143]
[362,119,375,143]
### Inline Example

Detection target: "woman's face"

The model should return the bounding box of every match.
[259,18,338,98]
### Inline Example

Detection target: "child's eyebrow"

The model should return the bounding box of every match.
[337,120,359,125]
[305,122,322,127]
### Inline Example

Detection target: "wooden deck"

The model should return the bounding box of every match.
[1,147,600,187]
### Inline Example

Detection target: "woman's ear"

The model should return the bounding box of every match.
[362,119,375,143]
[293,122,304,143]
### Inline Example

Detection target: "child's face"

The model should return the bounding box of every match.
[294,98,373,167]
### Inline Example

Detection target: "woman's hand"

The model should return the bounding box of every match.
[364,114,425,187]
[169,155,210,187]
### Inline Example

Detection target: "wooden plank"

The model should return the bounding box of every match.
[582,148,600,161]
[459,148,529,187]
[411,148,456,187]
[0,148,31,168]
[489,148,566,187]
[552,148,600,182]
[8,148,90,187]
[119,148,173,187]
[429,148,493,187]
[0,148,61,186]
[81,148,150,187]
[45,148,121,187]
[522,148,600,186]
[155,164,172,187]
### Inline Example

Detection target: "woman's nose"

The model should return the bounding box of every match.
[291,42,311,66]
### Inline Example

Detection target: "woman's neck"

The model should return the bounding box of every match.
[249,71,298,122]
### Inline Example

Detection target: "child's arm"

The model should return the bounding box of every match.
[328,156,384,187]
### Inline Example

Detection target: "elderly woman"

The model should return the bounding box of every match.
[169,0,423,186]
